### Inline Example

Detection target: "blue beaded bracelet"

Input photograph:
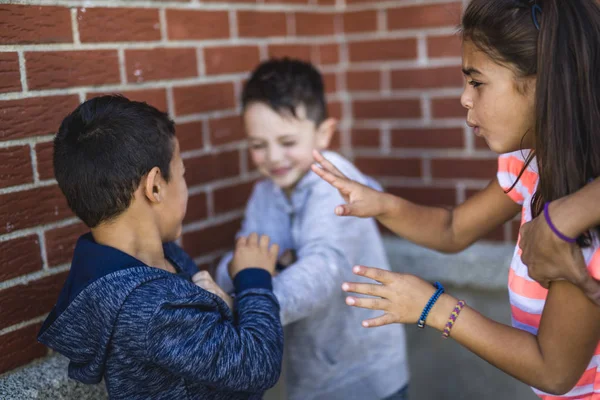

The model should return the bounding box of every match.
[417,282,445,329]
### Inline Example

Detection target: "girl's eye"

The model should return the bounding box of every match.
[282,141,296,147]
[250,143,266,150]
[468,80,482,88]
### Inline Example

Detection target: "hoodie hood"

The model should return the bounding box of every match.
[38,233,190,384]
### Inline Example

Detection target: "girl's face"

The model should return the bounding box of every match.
[461,40,537,153]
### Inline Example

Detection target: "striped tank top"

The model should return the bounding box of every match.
[498,151,600,399]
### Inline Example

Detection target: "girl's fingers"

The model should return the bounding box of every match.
[312,150,346,178]
[342,282,387,298]
[362,313,396,328]
[352,265,394,284]
[345,296,390,311]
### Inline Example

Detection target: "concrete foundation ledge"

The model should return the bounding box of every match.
[383,236,515,290]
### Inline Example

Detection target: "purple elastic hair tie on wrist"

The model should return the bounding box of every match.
[543,202,577,243]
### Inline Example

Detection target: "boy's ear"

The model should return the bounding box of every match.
[144,167,163,203]
[315,117,338,150]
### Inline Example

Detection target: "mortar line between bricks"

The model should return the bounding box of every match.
[15,51,29,94]
[1,0,340,11]
[0,136,54,149]
[37,228,50,271]
[0,218,80,244]
[229,10,238,39]
[206,188,215,218]
[159,8,168,43]
[0,27,458,53]
[118,48,127,84]
[29,144,40,184]
[0,179,56,196]
[0,264,70,292]
[70,8,81,45]
[192,249,230,268]
[0,315,48,337]
[345,0,462,12]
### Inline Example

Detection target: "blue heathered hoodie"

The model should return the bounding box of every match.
[38,233,284,400]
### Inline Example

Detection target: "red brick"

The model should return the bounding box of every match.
[391,66,463,89]
[349,38,417,62]
[0,5,72,45]
[0,146,33,188]
[238,11,287,38]
[391,128,464,149]
[388,3,462,30]
[346,70,380,91]
[0,323,47,375]
[167,10,229,40]
[173,82,236,116]
[45,223,88,267]
[323,72,337,94]
[0,52,21,93]
[431,158,497,180]
[0,271,68,330]
[35,141,54,181]
[432,97,465,119]
[0,185,73,235]
[318,0,336,4]
[351,128,380,147]
[78,8,160,43]
[295,13,337,36]
[387,186,456,207]
[354,157,421,178]
[353,99,421,120]
[126,48,197,83]
[26,50,120,90]
[204,46,261,75]
[184,192,208,223]
[0,235,43,283]
[344,10,378,33]
[184,150,240,186]
[177,121,204,152]
[268,44,314,62]
[428,35,462,58]
[266,0,307,3]
[346,0,381,3]
[0,95,79,140]
[88,89,168,113]
[204,0,255,2]
[182,219,241,257]
[214,181,255,215]
[319,44,340,65]
[328,101,343,120]
[209,116,244,146]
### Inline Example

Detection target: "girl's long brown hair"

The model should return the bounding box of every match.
[461,0,600,245]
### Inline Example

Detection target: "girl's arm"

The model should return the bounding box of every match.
[520,179,600,305]
[344,265,600,395]
[312,150,521,253]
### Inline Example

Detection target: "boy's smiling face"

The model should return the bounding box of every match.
[244,102,336,193]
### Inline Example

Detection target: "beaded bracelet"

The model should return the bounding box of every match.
[441,300,466,339]
[543,202,577,243]
[417,282,444,329]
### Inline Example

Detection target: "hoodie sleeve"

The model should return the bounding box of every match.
[145,272,283,393]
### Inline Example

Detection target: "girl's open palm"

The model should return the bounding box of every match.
[311,150,387,218]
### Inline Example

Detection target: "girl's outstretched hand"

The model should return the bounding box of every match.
[342,266,437,328]
[311,150,388,218]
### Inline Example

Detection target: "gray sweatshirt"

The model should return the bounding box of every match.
[216,151,409,400]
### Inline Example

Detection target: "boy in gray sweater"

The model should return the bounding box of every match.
[206,59,410,400]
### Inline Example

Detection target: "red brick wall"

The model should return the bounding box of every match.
[0,0,510,375]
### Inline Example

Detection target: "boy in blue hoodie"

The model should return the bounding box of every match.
[37,95,284,400]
